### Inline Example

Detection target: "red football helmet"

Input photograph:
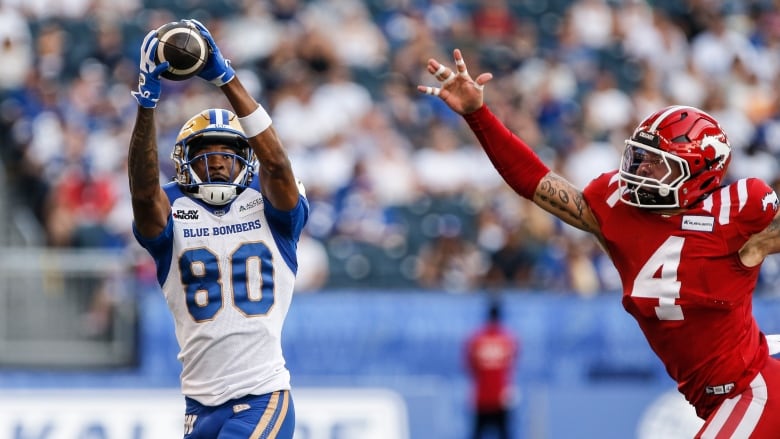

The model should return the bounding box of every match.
[618,105,732,209]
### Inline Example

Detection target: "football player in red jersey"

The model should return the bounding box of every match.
[419,49,780,438]
[466,300,519,439]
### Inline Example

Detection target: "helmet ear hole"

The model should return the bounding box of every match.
[699,176,716,191]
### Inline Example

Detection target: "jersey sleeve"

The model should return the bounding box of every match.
[132,214,175,286]
[264,194,310,241]
[736,178,778,237]
[131,182,179,286]
[582,170,620,228]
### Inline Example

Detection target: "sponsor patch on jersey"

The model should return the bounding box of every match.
[172,208,200,222]
[681,215,714,232]
[236,197,264,218]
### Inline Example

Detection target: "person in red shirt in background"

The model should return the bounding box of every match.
[466,299,520,439]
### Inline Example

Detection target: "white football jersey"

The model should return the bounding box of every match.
[134,179,308,406]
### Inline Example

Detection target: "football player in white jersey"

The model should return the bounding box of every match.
[129,19,306,439]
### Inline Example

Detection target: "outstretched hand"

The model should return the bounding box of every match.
[131,30,169,109]
[417,49,493,115]
[184,18,235,86]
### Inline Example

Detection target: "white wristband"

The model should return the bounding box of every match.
[239,105,272,137]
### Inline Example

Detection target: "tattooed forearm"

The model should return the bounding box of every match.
[767,215,780,233]
[558,188,569,205]
[535,174,595,233]
[128,108,160,198]
[739,212,780,265]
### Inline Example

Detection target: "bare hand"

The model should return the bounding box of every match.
[417,48,493,115]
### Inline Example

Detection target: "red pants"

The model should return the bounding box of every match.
[696,357,780,438]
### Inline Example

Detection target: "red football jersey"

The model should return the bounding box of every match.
[583,170,778,418]
[466,323,519,411]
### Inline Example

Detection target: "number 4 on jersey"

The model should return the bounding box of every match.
[631,236,685,321]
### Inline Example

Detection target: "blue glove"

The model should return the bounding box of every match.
[184,19,235,86]
[131,30,169,108]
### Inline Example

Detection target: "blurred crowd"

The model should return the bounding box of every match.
[2,0,780,295]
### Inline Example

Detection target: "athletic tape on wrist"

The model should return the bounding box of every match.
[239,105,272,137]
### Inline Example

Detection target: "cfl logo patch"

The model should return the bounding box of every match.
[184,414,198,435]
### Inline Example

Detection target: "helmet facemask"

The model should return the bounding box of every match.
[182,139,255,206]
[618,140,689,209]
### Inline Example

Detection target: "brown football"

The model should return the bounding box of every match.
[154,21,209,81]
